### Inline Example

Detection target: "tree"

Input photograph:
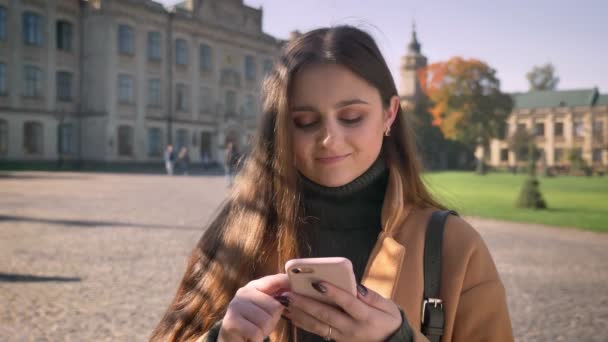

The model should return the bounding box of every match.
[526,63,559,91]
[508,127,548,209]
[404,95,446,170]
[423,57,513,174]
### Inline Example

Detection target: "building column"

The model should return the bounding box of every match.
[583,112,593,164]
[564,112,573,148]
[545,113,555,166]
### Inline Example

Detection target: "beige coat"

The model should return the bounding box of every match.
[359,168,514,341]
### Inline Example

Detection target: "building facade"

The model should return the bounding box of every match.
[488,88,608,170]
[0,0,282,165]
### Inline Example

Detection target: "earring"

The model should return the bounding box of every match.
[384,126,391,137]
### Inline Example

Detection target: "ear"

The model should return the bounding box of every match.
[383,95,400,129]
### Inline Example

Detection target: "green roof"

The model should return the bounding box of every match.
[512,88,599,109]
[597,94,608,106]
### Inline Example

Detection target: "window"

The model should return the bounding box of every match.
[200,44,213,72]
[225,90,237,115]
[147,127,162,157]
[0,119,7,156]
[57,123,73,155]
[554,148,563,163]
[516,123,526,133]
[263,59,273,76]
[592,149,602,163]
[0,63,6,95]
[0,6,7,41]
[199,86,213,113]
[245,55,256,81]
[554,122,564,137]
[500,148,509,162]
[176,84,189,111]
[533,123,544,137]
[147,31,161,61]
[571,148,583,160]
[57,71,73,101]
[117,125,133,156]
[246,94,256,116]
[573,121,584,137]
[118,24,134,55]
[23,121,43,154]
[56,20,72,51]
[118,74,134,104]
[23,12,43,46]
[147,78,161,107]
[23,65,43,98]
[176,128,188,150]
[175,39,188,66]
[593,120,604,139]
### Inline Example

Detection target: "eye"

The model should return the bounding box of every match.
[340,117,362,125]
[293,117,320,129]
[339,112,363,125]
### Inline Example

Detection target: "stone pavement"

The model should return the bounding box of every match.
[0,172,607,341]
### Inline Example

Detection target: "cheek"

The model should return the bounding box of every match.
[292,131,314,165]
[348,124,383,155]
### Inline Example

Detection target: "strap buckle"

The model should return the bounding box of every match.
[421,298,443,324]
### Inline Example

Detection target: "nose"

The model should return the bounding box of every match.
[318,121,337,148]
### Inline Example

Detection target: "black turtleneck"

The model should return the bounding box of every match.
[298,157,388,283]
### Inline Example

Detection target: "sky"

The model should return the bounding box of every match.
[159,0,608,94]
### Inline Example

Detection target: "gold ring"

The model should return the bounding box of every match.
[324,325,332,341]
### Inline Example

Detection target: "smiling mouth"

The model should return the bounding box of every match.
[315,153,351,164]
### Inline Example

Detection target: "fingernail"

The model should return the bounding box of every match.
[311,282,327,294]
[357,284,368,296]
[274,295,290,307]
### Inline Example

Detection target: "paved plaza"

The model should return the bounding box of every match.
[1,172,607,341]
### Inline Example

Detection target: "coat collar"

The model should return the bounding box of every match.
[361,163,412,299]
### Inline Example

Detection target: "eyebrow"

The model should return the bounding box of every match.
[291,98,369,113]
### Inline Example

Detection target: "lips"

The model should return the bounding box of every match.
[315,153,351,164]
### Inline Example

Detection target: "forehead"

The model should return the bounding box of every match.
[290,63,381,107]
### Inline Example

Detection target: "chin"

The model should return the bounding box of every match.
[316,174,356,187]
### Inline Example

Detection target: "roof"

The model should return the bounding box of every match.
[597,94,608,106]
[512,88,599,109]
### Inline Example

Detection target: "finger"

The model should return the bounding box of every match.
[247,273,290,295]
[282,291,354,334]
[231,299,274,335]
[355,283,400,316]
[223,310,265,342]
[238,285,284,317]
[283,305,345,341]
[307,281,370,321]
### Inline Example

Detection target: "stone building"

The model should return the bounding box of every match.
[488,88,608,170]
[0,0,282,165]
[399,24,426,111]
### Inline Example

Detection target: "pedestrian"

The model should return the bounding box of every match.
[224,142,240,187]
[163,144,175,176]
[151,26,513,342]
[177,146,190,175]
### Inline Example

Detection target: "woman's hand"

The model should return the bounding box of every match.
[218,274,290,342]
[281,282,402,342]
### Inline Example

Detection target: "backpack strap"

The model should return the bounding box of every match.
[422,210,458,342]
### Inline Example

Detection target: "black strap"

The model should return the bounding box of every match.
[422,210,458,342]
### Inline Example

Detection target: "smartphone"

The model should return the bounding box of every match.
[285,257,357,305]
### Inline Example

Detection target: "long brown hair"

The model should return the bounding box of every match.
[151,25,443,342]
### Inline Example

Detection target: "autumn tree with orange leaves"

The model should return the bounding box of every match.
[423,57,513,174]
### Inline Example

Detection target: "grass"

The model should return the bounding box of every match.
[423,171,608,232]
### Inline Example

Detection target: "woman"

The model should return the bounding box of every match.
[151,26,513,342]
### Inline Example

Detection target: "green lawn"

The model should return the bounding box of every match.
[423,172,608,232]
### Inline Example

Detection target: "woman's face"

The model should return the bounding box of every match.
[290,64,399,187]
